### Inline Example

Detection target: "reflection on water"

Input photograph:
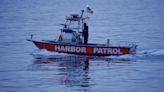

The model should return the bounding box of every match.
[58,59,90,89]
[30,55,132,91]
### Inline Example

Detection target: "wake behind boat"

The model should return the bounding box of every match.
[27,8,137,56]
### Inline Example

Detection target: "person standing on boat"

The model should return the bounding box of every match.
[83,23,89,44]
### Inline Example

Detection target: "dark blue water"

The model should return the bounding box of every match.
[0,0,164,92]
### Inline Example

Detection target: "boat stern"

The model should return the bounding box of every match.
[129,44,138,54]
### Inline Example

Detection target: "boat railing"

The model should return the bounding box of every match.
[106,39,137,47]
[118,41,137,47]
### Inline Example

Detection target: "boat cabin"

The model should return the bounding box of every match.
[58,28,83,44]
[58,13,85,44]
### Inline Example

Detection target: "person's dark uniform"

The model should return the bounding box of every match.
[83,23,89,44]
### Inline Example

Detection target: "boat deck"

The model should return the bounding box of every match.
[40,40,135,48]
